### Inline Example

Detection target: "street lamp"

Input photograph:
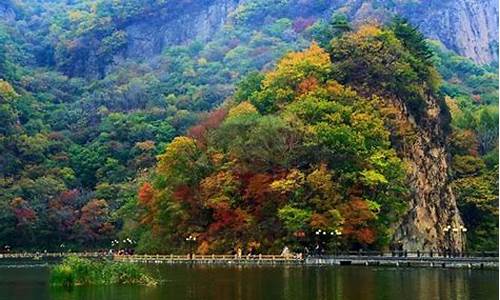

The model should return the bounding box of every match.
[315,230,323,255]
[185,235,197,258]
[333,229,342,256]
[443,225,452,257]
[460,225,467,255]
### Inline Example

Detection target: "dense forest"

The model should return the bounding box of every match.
[0,0,497,252]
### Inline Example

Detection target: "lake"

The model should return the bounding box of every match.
[0,263,497,300]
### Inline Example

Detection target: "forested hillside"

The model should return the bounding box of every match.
[0,0,497,252]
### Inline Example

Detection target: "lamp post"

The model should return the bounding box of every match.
[443,225,452,257]
[444,224,465,257]
[315,229,342,255]
[185,235,197,259]
[331,229,342,256]
[460,225,467,256]
[315,230,323,256]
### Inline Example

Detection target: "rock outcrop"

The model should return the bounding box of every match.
[391,0,499,65]
[76,0,497,73]
[112,0,498,65]
[122,0,239,61]
[390,95,464,252]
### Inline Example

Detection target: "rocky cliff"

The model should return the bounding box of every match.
[391,0,499,65]
[123,0,239,61]
[390,95,464,252]
[112,0,498,66]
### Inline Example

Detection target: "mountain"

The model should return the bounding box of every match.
[0,0,497,252]
[2,0,499,78]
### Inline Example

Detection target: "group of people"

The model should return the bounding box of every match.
[234,246,258,259]
[109,248,135,256]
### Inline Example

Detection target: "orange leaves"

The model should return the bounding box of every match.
[10,197,37,226]
[187,108,227,146]
[297,76,319,95]
[172,185,194,203]
[138,182,159,226]
[355,227,376,245]
[244,172,277,204]
[138,182,154,206]
[340,199,376,225]
[209,202,251,235]
[310,213,328,229]
[197,240,211,255]
[339,199,377,245]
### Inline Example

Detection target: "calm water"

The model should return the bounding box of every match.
[0,263,497,300]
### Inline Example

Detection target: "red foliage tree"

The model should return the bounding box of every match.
[48,189,80,238]
[74,199,114,244]
[10,197,37,227]
[187,108,227,146]
[138,182,154,206]
[339,199,377,245]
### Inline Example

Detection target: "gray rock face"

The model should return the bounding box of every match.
[115,0,497,66]
[346,0,498,64]
[121,0,240,61]
[392,0,499,65]
[390,96,464,252]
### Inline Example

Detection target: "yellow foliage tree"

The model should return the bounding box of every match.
[263,42,331,89]
[156,136,201,187]
[227,101,258,119]
[0,79,18,102]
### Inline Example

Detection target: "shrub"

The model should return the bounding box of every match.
[50,256,157,287]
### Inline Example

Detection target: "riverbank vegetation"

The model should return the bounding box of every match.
[50,256,157,287]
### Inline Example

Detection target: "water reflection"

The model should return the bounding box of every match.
[0,264,497,300]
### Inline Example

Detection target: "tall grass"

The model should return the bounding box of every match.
[50,256,157,287]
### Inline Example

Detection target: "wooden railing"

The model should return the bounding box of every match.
[113,254,303,262]
[0,251,497,261]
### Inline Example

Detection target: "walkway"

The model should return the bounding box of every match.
[0,252,497,268]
